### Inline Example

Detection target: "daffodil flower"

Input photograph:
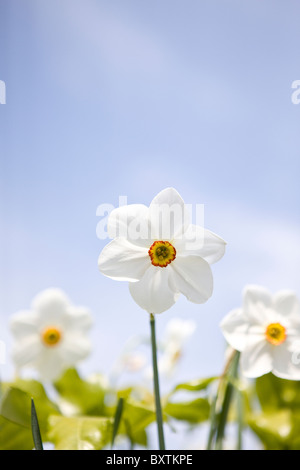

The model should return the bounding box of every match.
[220,285,300,379]
[98,188,226,314]
[10,288,92,381]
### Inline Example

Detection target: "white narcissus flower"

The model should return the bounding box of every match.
[98,188,226,314]
[220,285,300,380]
[10,288,93,381]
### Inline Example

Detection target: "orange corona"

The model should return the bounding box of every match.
[148,241,176,267]
[265,323,286,346]
[41,326,62,347]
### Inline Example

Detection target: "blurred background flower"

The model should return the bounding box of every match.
[111,317,197,385]
[156,318,197,378]
[10,288,92,381]
[220,285,300,380]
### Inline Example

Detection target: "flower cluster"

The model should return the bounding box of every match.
[2,187,300,451]
[6,188,300,385]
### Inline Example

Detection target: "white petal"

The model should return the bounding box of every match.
[169,255,213,304]
[175,225,226,264]
[35,349,66,381]
[129,265,180,314]
[31,288,69,311]
[149,188,190,240]
[66,307,93,333]
[98,238,150,281]
[242,285,273,325]
[107,204,152,247]
[31,288,70,327]
[243,285,272,308]
[272,340,300,380]
[10,310,39,340]
[11,336,43,368]
[219,309,249,351]
[60,334,92,364]
[273,291,300,322]
[240,337,273,378]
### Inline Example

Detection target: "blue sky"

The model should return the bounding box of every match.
[0,0,300,447]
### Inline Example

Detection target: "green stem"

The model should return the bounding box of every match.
[150,313,165,450]
[206,392,218,450]
[215,351,240,450]
[236,388,243,450]
[215,377,235,449]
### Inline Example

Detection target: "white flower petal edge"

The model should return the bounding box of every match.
[12,336,44,369]
[10,310,39,340]
[66,307,94,332]
[30,288,72,329]
[175,225,226,264]
[31,288,70,314]
[219,308,249,352]
[59,334,92,364]
[148,187,190,240]
[272,341,300,380]
[273,290,300,322]
[107,204,152,247]
[240,337,273,378]
[98,237,149,282]
[243,284,272,310]
[129,265,180,314]
[169,255,213,304]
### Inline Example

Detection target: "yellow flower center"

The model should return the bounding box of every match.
[148,240,176,267]
[265,323,286,346]
[41,326,62,347]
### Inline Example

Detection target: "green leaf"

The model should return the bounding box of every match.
[256,373,300,412]
[0,387,31,428]
[47,415,113,450]
[6,379,59,429]
[119,400,156,447]
[249,410,300,450]
[289,412,300,449]
[108,399,156,447]
[0,416,33,450]
[248,410,292,450]
[164,398,210,423]
[172,377,218,393]
[54,368,106,416]
[0,381,59,450]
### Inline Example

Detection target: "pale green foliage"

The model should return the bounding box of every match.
[48,415,112,450]
[247,373,300,450]
[0,368,215,450]
[2,368,300,449]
